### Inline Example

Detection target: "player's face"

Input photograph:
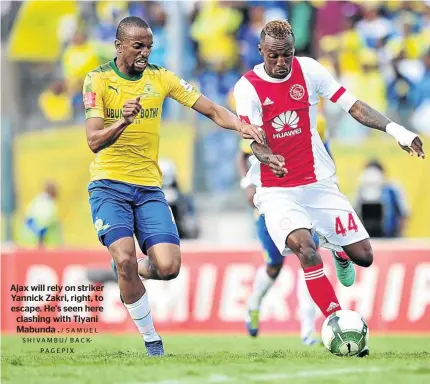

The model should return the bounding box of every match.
[259,35,295,79]
[116,27,153,75]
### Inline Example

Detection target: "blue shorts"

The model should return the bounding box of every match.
[88,179,179,253]
[256,215,320,266]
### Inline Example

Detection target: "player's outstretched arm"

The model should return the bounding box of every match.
[251,142,287,178]
[192,95,265,144]
[309,57,424,158]
[86,98,142,153]
[349,100,425,159]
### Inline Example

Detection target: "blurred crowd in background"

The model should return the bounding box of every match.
[2,1,429,132]
[1,1,430,247]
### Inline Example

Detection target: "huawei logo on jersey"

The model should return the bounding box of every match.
[290,84,305,100]
[272,111,302,139]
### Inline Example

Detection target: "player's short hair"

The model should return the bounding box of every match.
[116,16,150,40]
[260,20,294,42]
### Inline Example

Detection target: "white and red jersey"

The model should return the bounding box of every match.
[234,56,357,188]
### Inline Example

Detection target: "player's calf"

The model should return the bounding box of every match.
[109,239,144,303]
[109,238,163,352]
[343,239,373,268]
[287,229,341,317]
[287,229,322,268]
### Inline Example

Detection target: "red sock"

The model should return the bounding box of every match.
[303,264,341,317]
[335,251,349,260]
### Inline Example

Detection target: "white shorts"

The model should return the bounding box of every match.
[254,178,369,255]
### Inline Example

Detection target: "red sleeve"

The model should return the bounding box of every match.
[330,86,346,103]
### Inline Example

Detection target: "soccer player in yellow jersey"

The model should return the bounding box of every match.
[84,17,264,356]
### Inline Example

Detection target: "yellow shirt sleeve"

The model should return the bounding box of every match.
[164,70,201,108]
[240,139,253,155]
[83,72,105,119]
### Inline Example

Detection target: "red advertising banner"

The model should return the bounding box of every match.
[1,243,429,334]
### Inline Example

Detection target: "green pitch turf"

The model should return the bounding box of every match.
[1,334,430,384]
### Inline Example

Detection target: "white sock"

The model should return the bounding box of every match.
[248,266,275,311]
[124,292,160,342]
[297,270,317,340]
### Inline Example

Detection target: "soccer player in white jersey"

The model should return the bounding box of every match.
[239,139,319,345]
[234,21,425,355]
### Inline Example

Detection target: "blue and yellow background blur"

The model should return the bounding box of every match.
[1,0,429,247]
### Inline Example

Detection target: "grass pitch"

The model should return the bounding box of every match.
[1,334,430,384]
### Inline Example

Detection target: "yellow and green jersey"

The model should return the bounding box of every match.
[83,59,201,187]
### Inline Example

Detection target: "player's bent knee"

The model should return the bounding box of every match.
[266,264,282,279]
[346,241,374,267]
[157,259,181,280]
[357,248,373,267]
[148,241,182,280]
[108,239,138,281]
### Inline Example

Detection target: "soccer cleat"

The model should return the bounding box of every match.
[110,259,124,304]
[331,251,356,287]
[145,339,165,356]
[302,335,320,346]
[357,346,370,358]
[245,309,260,337]
[302,331,321,346]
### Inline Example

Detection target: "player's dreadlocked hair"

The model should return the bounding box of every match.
[116,16,150,40]
[260,20,294,42]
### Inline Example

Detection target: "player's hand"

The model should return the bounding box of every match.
[268,155,287,177]
[399,136,425,159]
[123,97,142,124]
[238,122,265,144]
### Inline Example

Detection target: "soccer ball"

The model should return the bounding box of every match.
[321,310,369,356]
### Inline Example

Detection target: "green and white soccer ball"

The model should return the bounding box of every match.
[321,310,369,356]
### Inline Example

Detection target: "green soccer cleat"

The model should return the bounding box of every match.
[331,251,356,287]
